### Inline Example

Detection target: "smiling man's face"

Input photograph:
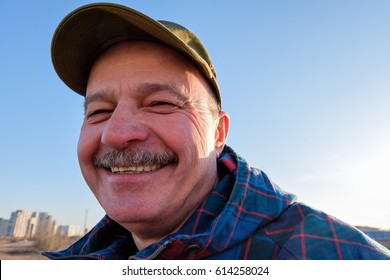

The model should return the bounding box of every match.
[78,41,229,245]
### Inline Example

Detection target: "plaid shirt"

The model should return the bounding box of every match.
[43,146,390,260]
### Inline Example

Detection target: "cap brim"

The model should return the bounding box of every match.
[52,3,216,97]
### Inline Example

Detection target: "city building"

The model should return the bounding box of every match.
[3,210,56,239]
[56,224,83,237]
[8,210,33,238]
[358,226,390,240]
[0,218,10,236]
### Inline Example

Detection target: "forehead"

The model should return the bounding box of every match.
[85,40,218,115]
[94,40,195,69]
[87,40,208,93]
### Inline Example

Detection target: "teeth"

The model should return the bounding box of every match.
[110,164,161,174]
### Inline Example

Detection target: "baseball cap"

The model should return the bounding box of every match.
[51,2,221,108]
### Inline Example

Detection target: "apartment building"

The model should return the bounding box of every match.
[56,224,83,237]
[0,218,10,236]
[4,210,56,239]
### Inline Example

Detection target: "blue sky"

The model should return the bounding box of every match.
[1,0,389,230]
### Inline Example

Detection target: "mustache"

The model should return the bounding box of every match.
[93,149,179,168]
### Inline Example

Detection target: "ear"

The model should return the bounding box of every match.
[214,112,230,156]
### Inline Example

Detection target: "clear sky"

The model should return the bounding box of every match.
[1,0,389,230]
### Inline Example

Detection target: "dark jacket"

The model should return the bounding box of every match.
[43,146,390,259]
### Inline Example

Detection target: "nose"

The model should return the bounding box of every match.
[101,105,149,149]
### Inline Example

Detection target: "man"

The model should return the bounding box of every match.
[44,3,390,259]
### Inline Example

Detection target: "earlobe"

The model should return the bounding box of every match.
[215,112,230,156]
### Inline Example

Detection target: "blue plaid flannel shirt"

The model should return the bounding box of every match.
[43,146,390,259]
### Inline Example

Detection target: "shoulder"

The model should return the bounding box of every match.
[251,203,390,259]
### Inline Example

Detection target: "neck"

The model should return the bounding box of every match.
[131,222,185,250]
[132,234,161,250]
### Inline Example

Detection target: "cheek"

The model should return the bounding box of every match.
[77,125,101,172]
[188,114,217,152]
[156,112,215,156]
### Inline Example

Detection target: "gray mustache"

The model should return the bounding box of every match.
[94,149,179,168]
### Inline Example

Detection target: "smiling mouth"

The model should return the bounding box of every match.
[110,164,162,174]
[95,149,179,175]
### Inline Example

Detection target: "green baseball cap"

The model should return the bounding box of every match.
[51,2,221,109]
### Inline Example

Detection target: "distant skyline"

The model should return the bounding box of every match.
[0,209,87,228]
[1,1,389,230]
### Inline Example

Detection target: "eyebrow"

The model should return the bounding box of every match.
[83,90,116,113]
[84,82,187,113]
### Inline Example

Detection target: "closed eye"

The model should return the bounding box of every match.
[85,109,113,123]
[148,101,179,113]
[151,101,176,107]
[88,109,112,116]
